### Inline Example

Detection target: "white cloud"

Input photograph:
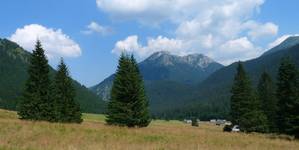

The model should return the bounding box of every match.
[112,35,185,58]
[9,24,81,59]
[96,0,265,25]
[218,37,261,64]
[82,21,113,35]
[243,21,278,40]
[267,34,299,49]
[98,0,280,65]
[112,35,141,54]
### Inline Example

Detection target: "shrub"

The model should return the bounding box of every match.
[191,118,199,127]
[223,125,233,132]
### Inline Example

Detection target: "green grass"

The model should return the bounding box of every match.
[0,109,298,150]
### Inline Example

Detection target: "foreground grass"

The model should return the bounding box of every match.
[0,109,298,150]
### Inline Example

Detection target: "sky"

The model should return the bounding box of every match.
[1,0,299,87]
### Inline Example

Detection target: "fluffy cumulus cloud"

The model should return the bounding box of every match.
[98,0,280,65]
[82,21,113,35]
[218,37,261,64]
[112,35,185,58]
[9,24,81,59]
[243,21,278,40]
[112,35,141,54]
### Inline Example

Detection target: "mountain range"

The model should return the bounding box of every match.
[162,36,299,119]
[90,51,224,114]
[92,36,299,119]
[1,36,299,120]
[0,38,106,113]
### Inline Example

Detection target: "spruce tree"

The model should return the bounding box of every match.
[129,55,151,127]
[231,62,268,132]
[18,40,53,121]
[106,53,151,127]
[276,57,299,138]
[230,62,253,125]
[106,54,131,126]
[53,58,82,123]
[257,71,278,132]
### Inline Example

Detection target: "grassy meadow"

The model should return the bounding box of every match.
[0,109,298,150]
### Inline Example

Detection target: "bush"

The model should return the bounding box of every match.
[191,118,199,127]
[223,125,233,132]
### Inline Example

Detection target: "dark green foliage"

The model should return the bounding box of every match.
[129,56,151,127]
[230,63,268,133]
[106,54,151,127]
[230,63,253,125]
[91,52,223,116]
[223,125,233,132]
[239,110,268,133]
[0,38,106,114]
[257,71,278,132]
[17,40,53,121]
[0,39,30,110]
[53,59,82,123]
[276,58,299,137]
[176,38,299,120]
[191,117,199,127]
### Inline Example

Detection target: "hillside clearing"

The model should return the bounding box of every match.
[0,109,298,150]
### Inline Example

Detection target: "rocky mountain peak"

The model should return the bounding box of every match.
[144,51,220,68]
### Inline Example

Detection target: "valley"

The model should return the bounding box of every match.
[0,109,298,150]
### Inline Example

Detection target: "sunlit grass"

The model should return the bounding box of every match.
[0,109,298,150]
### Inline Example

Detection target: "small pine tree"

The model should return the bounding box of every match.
[276,57,299,137]
[53,58,82,123]
[106,53,151,127]
[18,40,53,121]
[257,71,278,132]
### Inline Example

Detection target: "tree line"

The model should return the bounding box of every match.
[18,40,82,123]
[231,58,299,138]
[17,41,151,127]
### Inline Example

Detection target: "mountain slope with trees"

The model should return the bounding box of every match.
[0,38,106,113]
[91,51,223,114]
[161,36,299,120]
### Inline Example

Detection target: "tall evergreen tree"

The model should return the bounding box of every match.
[129,55,151,127]
[18,40,53,121]
[276,57,299,138]
[257,71,278,132]
[230,62,253,125]
[230,62,268,132]
[106,54,131,126]
[53,58,82,123]
[106,53,151,127]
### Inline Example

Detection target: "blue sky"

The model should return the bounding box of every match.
[1,0,299,86]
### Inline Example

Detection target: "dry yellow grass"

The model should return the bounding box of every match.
[0,109,298,150]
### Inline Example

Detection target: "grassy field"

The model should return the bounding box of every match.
[0,109,298,150]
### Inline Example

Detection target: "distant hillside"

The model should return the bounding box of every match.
[164,36,299,120]
[91,51,223,114]
[0,38,106,113]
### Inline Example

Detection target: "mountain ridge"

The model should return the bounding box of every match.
[263,36,299,56]
[0,38,106,113]
[90,51,223,114]
[161,36,299,119]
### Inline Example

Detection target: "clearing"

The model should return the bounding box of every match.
[0,109,298,150]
